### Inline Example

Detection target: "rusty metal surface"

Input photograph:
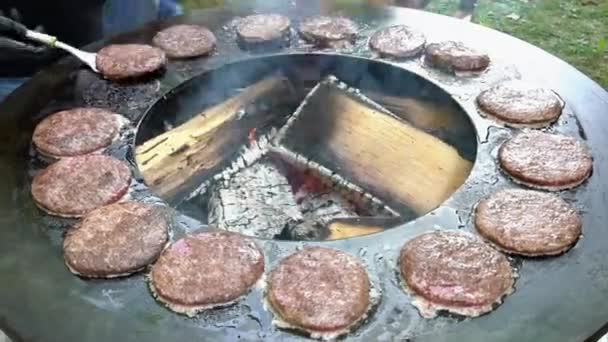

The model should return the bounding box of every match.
[1,2,608,341]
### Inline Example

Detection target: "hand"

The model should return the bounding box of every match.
[0,8,54,67]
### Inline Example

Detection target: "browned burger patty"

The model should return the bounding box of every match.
[299,16,358,47]
[475,189,581,256]
[32,107,120,158]
[96,44,167,80]
[63,202,169,278]
[498,131,593,191]
[153,25,216,58]
[425,41,490,73]
[149,231,264,316]
[477,81,562,128]
[400,230,514,318]
[267,247,370,338]
[31,155,132,217]
[369,25,426,58]
[236,14,291,49]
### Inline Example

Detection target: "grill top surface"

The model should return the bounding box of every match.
[1,2,608,342]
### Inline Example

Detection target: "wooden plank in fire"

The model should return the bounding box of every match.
[273,76,474,215]
[135,75,294,200]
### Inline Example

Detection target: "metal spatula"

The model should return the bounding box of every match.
[0,15,98,72]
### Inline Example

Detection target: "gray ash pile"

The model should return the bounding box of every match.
[206,155,390,241]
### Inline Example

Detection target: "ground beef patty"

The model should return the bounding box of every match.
[400,231,514,318]
[475,189,581,256]
[153,25,216,58]
[369,25,426,58]
[32,107,120,158]
[236,14,291,49]
[96,44,167,80]
[31,155,131,217]
[498,131,593,191]
[149,231,264,317]
[63,202,169,278]
[267,247,370,339]
[424,41,490,73]
[298,16,358,47]
[477,81,562,128]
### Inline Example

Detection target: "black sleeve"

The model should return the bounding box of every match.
[1,0,106,46]
[0,0,106,77]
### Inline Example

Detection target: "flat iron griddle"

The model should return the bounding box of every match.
[1,2,608,342]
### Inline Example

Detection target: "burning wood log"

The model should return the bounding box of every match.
[135,75,295,200]
[273,76,473,215]
[327,217,402,240]
[366,92,464,132]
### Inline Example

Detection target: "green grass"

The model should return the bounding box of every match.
[469,0,608,87]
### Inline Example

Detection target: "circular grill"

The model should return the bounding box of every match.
[1,2,607,342]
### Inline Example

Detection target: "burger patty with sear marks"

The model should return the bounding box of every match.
[153,25,217,58]
[400,230,514,318]
[477,80,562,128]
[267,247,370,338]
[32,107,121,158]
[96,44,167,80]
[31,155,132,217]
[63,202,169,278]
[369,25,426,59]
[475,189,581,256]
[498,131,593,191]
[424,41,490,73]
[149,231,264,317]
[236,14,291,49]
[299,16,358,47]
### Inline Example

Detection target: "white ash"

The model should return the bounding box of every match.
[208,161,303,239]
[297,190,357,225]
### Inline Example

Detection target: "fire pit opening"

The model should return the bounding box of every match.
[135,54,477,241]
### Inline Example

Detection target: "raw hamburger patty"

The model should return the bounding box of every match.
[31,155,132,217]
[63,202,169,278]
[236,14,291,46]
[32,107,120,158]
[153,25,216,58]
[475,189,581,256]
[267,247,370,337]
[425,41,490,72]
[369,25,426,58]
[149,231,264,316]
[400,230,514,318]
[96,44,167,80]
[477,81,562,128]
[299,16,358,46]
[498,131,593,190]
